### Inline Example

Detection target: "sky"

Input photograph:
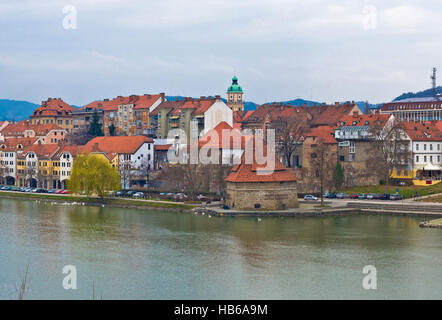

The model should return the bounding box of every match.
[0,0,441,106]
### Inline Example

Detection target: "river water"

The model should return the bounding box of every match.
[0,198,441,300]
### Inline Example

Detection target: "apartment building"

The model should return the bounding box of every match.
[381,97,442,123]
[30,98,75,132]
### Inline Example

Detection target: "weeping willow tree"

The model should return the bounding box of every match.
[68,153,120,199]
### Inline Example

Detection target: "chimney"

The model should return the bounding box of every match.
[353,111,359,118]
[104,99,109,102]
[200,96,205,100]
[215,95,220,101]
[93,142,99,151]
[335,102,339,106]
[160,93,165,101]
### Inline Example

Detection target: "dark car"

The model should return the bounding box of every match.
[324,192,336,198]
[379,194,391,200]
[358,194,367,200]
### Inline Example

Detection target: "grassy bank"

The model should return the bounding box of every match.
[338,183,442,199]
[0,191,195,211]
[417,195,442,204]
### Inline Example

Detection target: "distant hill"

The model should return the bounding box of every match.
[0,99,39,121]
[393,86,442,101]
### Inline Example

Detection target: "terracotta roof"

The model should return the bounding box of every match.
[150,96,220,117]
[198,121,249,149]
[0,137,38,152]
[241,104,309,124]
[83,136,153,154]
[53,145,83,159]
[82,94,164,112]
[305,102,361,127]
[31,98,75,117]
[18,144,60,159]
[225,150,297,183]
[304,126,337,144]
[337,112,391,127]
[154,144,172,151]
[401,121,442,141]
[2,122,65,137]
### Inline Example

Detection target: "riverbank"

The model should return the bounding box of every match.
[0,191,195,212]
[420,218,442,229]
[194,201,442,219]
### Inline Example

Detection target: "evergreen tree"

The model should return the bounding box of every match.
[333,162,344,190]
[108,123,116,136]
[88,111,104,137]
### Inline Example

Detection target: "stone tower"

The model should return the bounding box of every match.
[226,74,244,111]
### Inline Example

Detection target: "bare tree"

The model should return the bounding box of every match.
[367,119,411,193]
[276,116,307,167]
[119,158,134,190]
[309,139,336,205]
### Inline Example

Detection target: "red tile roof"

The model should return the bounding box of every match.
[225,151,297,183]
[401,121,442,141]
[18,143,60,159]
[0,137,38,152]
[83,136,153,154]
[2,122,65,137]
[53,145,83,159]
[337,112,391,127]
[31,98,75,117]
[305,102,361,127]
[198,121,249,149]
[304,126,337,144]
[154,144,172,151]
[82,94,164,112]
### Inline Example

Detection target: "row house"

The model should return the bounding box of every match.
[81,93,165,136]
[0,137,37,186]
[30,98,75,132]
[82,136,155,189]
[0,121,68,144]
[16,143,60,189]
[150,96,233,142]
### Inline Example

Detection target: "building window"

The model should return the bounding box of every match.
[416,156,419,162]
[416,144,419,151]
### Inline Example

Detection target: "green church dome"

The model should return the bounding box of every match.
[227,74,243,93]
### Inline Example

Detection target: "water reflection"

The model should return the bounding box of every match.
[0,199,441,300]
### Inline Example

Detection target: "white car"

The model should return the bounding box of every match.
[304,195,318,201]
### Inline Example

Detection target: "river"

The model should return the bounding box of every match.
[0,198,441,300]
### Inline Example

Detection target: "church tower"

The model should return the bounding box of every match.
[226,74,244,111]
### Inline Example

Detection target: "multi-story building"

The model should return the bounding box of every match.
[0,137,37,186]
[82,136,155,189]
[226,74,244,111]
[16,143,60,188]
[381,97,442,123]
[396,121,442,185]
[71,107,104,135]
[334,112,395,187]
[30,98,75,132]
[0,121,68,144]
[150,96,233,141]
[82,93,165,136]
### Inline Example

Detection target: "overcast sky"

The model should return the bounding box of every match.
[0,0,441,106]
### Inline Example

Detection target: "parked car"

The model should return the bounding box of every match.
[116,191,124,197]
[324,192,336,198]
[24,188,33,192]
[336,193,349,199]
[1,186,11,191]
[390,194,403,200]
[197,194,209,202]
[174,193,188,201]
[349,193,360,199]
[379,194,391,200]
[36,188,48,193]
[358,194,367,200]
[304,195,318,201]
[133,192,144,198]
[48,189,58,194]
